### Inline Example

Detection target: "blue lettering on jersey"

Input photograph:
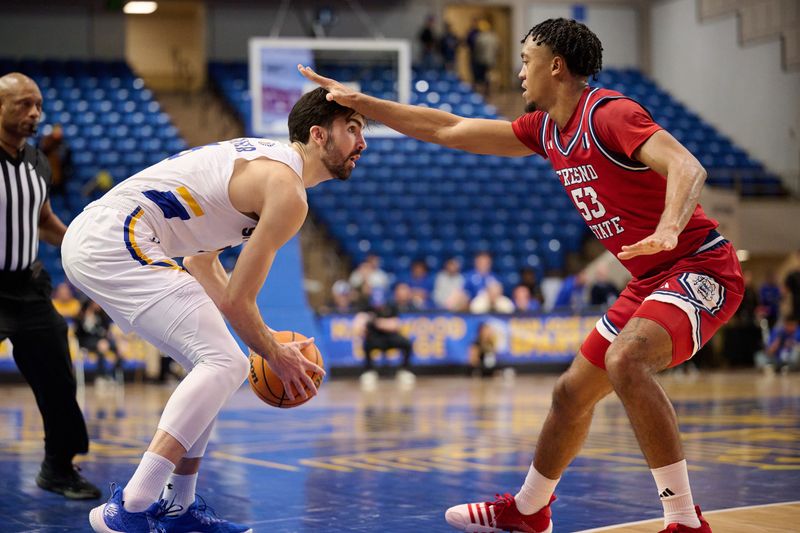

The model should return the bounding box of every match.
[232,138,256,152]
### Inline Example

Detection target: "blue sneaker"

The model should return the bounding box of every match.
[89,484,167,533]
[162,495,252,533]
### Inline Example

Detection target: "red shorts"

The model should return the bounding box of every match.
[581,238,744,369]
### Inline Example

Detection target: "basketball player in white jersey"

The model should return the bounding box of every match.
[62,88,367,533]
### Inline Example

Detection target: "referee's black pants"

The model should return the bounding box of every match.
[1,266,89,469]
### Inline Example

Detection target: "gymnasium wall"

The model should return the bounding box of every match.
[525,3,641,68]
[651,0,800,186]
[0,6,125,59]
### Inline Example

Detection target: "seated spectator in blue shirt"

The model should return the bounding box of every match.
[405,259,434,309]
[512,284,541,314]
[464,251,499,298]
[759,271,782,328]
[761,315,800,372]
[553,272,588,311]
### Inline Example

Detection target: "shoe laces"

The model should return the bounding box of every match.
[153,499,184,521]
[485,493,516,515]
[191,495,224,525]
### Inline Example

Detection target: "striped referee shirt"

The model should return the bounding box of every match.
[0,144,51,271]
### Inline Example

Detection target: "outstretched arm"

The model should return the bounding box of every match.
[298,65,533,157]
[618,130,707,260]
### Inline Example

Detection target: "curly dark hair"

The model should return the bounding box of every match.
[521,18,603,79]
[288,87,356,143]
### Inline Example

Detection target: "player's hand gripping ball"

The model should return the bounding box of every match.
[248,331,324,408]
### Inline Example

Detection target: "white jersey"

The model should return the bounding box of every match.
[90,138,302,258]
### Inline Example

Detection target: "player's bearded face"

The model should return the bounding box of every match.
[322,132,360,181]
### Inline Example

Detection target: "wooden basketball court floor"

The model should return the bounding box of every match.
[0,370,798,532]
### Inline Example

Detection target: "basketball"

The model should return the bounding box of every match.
[248,331,324,408]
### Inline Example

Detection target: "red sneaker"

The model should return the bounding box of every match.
[659,506,712,532]
[444,493,555,533]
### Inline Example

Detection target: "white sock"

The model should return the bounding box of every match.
[514,464,560,515]
[162,472,198,515]
[651,459,701,528]
[122,452,176,512]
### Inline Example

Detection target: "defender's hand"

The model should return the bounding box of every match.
[266,337,325,401]
[297,65,359,107]
[618,229,678,260]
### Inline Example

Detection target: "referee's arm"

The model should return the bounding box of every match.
[38,200,67,246]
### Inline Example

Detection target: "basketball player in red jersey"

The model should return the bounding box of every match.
[300,18,742,533]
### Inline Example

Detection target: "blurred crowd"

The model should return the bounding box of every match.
[49,282,179,384]
[323,251,619,317]
[417,15,500,96]
[725,251,800,373]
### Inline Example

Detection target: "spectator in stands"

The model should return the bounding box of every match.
[81,168,115,199]
[468,321,499,377]
[393,281,421,313]
[470,279,515,314]
[418,15,440,68]
[406,258,433,309]
[0,72,99,499]
[589,265,619,309]
[433,256,468,311]
[75,300,122,382]
[473,19,500,96]
[757,314,800,373]
[512,284,541,313]
[52,282,81,323]
[540,269,564,312]
[464,251,499,298]
[359,289,415,388]
[465,18,481,86]
[440,22,460,72]
[553,271,588,311]
[329,279,354,314]
[349,253,390,293]
[38,123,73,209]
[784,250,800,319]
[759,270,782,328]
[519,267,544,306]
[723,269,761,367]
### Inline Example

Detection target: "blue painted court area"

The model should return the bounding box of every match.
[0,373,799,532]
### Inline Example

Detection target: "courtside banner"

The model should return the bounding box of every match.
[317,312,601,367]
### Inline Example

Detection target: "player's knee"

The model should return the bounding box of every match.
[551,374,591,417]
[605,344,650,387]
[227,353,250,388]
[197,350,249,390]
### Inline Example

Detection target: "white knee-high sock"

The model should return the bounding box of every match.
[123,452,176,512]
[515,464,560,515]
[651,459,701,528]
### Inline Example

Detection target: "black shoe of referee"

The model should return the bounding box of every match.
[36,461,101,500]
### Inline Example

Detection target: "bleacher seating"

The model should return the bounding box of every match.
[210,62,785,291]
[0,58,188,283]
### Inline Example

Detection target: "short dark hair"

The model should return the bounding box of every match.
[522,18,603,78]
[287,87,355,143]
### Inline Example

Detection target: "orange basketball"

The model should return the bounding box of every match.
[248,331,324,408]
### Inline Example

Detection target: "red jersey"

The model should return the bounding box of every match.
[512,87,718,279]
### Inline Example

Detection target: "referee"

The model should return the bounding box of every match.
[0,72,99,499]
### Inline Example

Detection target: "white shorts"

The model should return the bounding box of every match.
[62,205,205,333]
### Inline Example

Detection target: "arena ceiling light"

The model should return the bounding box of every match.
[123,1,158,14]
